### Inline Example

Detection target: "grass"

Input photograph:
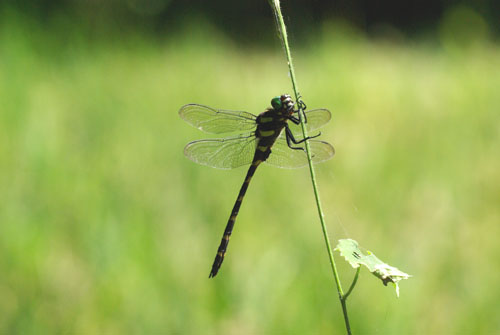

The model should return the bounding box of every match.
[0,16,499,334]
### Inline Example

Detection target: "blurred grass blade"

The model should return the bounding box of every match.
[336,239,411,297]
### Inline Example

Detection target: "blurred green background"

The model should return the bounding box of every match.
[1,2,499,334]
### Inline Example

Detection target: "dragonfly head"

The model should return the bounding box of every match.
[271,94,295,112]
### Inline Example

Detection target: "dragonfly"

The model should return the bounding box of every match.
[179,94,335,278]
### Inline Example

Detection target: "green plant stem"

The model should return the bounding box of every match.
[268,1,351,334]
[343,267,360,301]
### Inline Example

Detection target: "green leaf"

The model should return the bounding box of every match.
[335,239,411,297]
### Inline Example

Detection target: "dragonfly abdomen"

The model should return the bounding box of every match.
[209,159,261,278]
[208,124,284,278]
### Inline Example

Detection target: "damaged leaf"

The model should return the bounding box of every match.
[335,239,411,297]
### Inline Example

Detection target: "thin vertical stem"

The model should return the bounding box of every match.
[267,1,351,334]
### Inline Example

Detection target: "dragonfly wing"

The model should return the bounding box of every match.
[288,108,331,136]
[184,134,257,169]
[179,104,257,134]
[265,137,335,169]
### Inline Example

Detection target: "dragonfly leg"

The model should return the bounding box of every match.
[285,126,304,150]
[301,111,308,124]
[289,110,313,126]
[298,97,307,112]
[288,107,308,124]
[306,131,321,140]
[297,96,308,123]
[285,126,321,150]
[289,115,301,125]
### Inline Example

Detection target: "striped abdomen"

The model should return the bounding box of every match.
[209,159,260,277]
[208,121,283,278]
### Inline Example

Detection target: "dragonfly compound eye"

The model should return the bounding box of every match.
[271,96,282,110]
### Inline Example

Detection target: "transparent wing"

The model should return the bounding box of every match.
[265,137,335,169]
[179,104,257,134]
[288,108,331,136]
[184,134,257,169]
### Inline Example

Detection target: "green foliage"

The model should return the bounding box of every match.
[336,239,411,297]
[0,14,499,335]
